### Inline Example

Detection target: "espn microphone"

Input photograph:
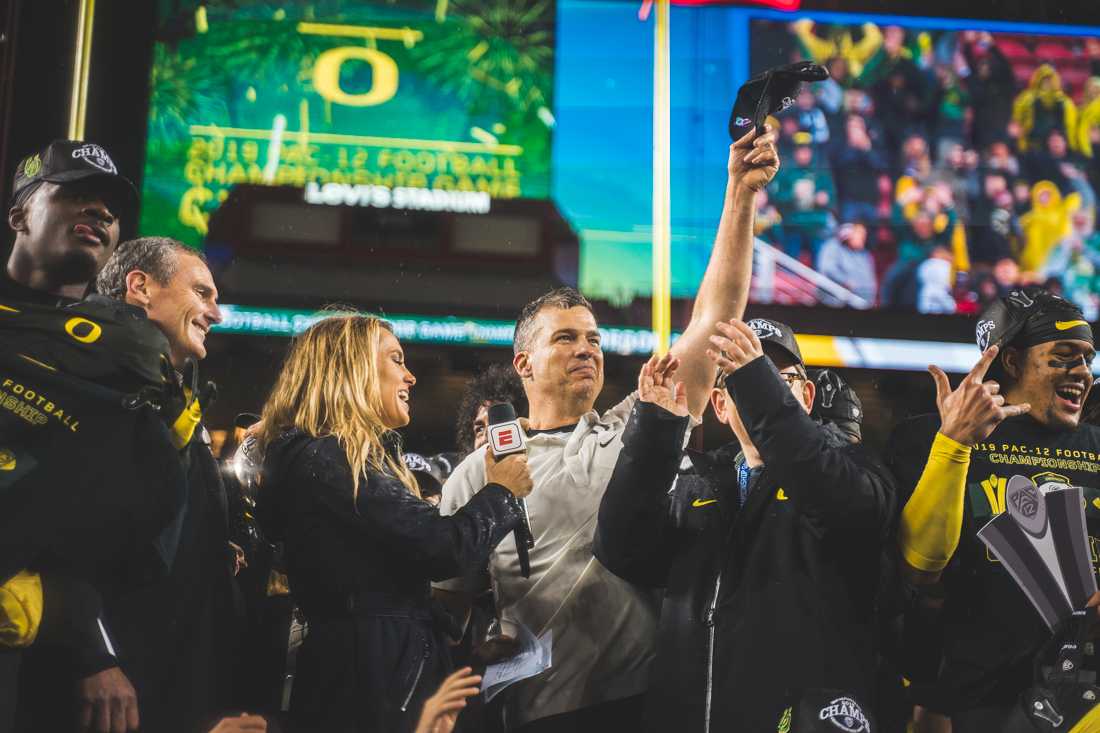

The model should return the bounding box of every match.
[487,402,534,578]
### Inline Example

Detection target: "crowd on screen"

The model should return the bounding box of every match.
[757,23,1100,317]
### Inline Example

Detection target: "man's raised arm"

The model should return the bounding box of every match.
[669,126,779,418]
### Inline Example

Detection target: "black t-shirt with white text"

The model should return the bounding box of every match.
[889,413,1100,712]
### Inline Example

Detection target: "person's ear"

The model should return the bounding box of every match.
[124,270,153,307]
[801,377,816,414]
[8,205,27,234]
[1002,346,1022,380]
[513,351,533,380]
[711,387,730,424]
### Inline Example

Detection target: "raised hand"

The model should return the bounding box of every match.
[930,345,1031,446]
[729,125,780,193]
[638,353,688,417]
[706,319,764,376]
[414,667,483,733]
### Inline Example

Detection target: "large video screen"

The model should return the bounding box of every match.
[557,4,1100,318]
[140,0,555,246]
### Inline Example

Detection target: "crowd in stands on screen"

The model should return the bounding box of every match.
[760,20,1100,317]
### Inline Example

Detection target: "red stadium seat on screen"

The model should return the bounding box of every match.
[997,37,1034,61]
[1034,42,1078,61]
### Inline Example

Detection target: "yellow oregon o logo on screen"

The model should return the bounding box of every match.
[64,317,102,344]
[312,47,398,107]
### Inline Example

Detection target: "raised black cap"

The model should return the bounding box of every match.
[729,61,829,139]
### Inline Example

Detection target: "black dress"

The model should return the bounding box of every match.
[259,430,522,733]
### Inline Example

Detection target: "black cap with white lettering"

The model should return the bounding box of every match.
[11,140,137,215]
[746,317,804,368]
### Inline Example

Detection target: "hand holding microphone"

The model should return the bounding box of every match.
[483,450,532,499]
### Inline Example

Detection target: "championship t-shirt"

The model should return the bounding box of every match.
[889,413,1100,712]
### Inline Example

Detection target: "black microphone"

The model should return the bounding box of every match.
[487,402,534,578]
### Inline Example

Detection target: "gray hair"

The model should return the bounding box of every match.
[96,236,206,299]
[513,287,595,354]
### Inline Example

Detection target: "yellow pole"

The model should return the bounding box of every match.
[651,0,671,354]
[67,0,96,140]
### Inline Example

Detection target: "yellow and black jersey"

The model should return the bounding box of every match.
[889,413,1100,713]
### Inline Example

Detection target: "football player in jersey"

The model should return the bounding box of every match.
[889,287,1099,731]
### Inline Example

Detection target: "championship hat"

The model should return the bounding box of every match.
[11,140,138,215]
[975,287,1093,353]
[728,60,829,139]
[746,317,804,367]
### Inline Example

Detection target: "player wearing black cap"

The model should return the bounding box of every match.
[888,287,1100,730]
[4,140,136,306]
[595,317,896,733]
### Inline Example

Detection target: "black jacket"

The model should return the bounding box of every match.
[259,430,523,733]
[595,355,897,733]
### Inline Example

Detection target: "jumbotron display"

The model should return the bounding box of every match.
[558,4,1100,317]
[139,0,555,246]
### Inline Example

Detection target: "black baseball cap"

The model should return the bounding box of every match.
[975,287,1092,352]
[746,317,804,367]
[403,452,444,498]
[729,60,829,139]
[11,140,138,215]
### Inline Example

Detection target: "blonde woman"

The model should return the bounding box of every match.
[256,315,531,733]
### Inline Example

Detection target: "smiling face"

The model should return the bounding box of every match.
[8,180,121,284]
[1005,340,1095,430]
[515,305,604,415]
[140,252,222,366]
[376,328,416,429]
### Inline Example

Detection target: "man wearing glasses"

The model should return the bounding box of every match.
[595,317,896,733]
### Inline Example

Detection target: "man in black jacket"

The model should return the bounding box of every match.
[595,317,896,733]
[74,235,237,733]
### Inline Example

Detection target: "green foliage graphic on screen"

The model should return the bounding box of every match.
[142,0,555,246]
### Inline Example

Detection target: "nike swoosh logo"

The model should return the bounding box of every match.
[776,489,789,501]
[1056,320,1089,330]
[691,498,718,508]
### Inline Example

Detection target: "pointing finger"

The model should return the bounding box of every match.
[969,345,999,384]
[1001,402,1031,418]
[928,365,951,408]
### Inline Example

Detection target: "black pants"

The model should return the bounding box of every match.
[0,650,19,733]
[513,695,644,733]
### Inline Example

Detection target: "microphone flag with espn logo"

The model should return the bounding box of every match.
[487,402,526,458]
[977,475,1098,629]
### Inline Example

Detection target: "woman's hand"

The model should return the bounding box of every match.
[485,450,533,499]
[414,667,482,733]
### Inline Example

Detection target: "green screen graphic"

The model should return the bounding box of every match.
[141,1,555,246]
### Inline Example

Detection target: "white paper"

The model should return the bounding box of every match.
[481,622,552,702]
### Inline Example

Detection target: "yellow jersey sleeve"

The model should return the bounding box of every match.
[898,431,972,573]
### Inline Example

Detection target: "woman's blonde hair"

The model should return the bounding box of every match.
[257,314,418,500]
